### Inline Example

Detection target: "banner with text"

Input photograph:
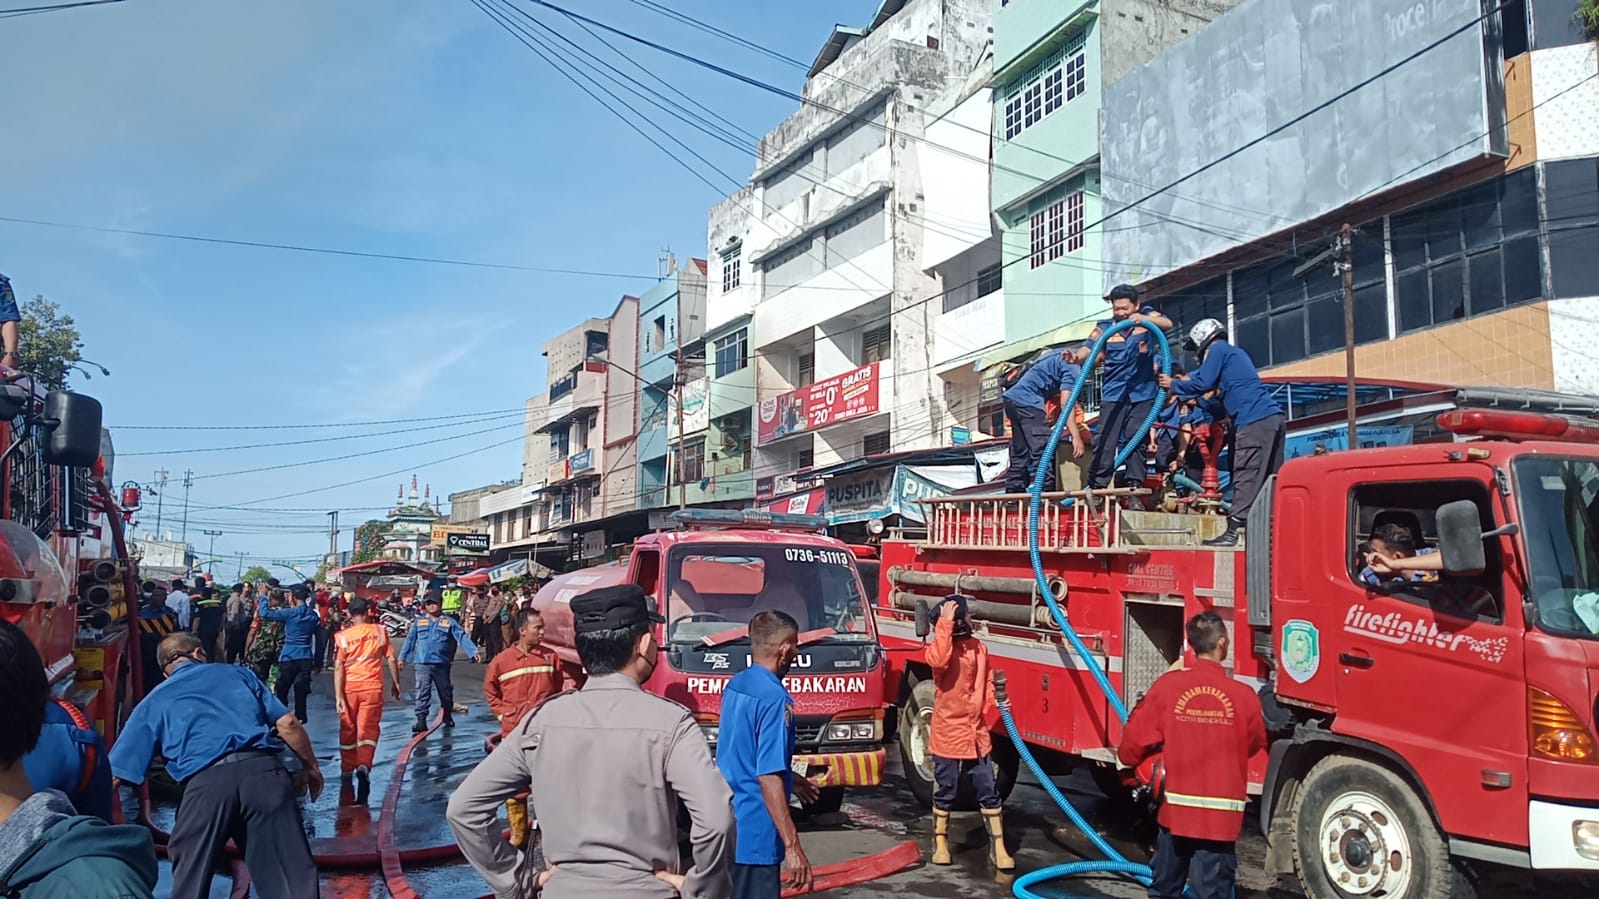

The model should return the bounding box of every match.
[757,361,881,446]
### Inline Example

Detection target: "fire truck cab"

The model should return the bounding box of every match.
[534,509,891,813]
[876,404,1599,898]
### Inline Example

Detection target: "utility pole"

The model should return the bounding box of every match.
[202,530,222,575]
[675,344,687,511]
[236,551,245,580]
[180,469,194,546]
[1339,223,1357,447]
[153,469,169,537]
[327,511,339,566]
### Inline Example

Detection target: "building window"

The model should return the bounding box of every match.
[1232,221,1388,368]
[1545,158,1599,299]
[796,447,814,470]
[721,246,741,292]
[652,316,668,352]
[797,352,815,386]
[714,328,748,378]
[1029,191,1083,268]
[862,430,892,456]
[680,440,706,484]
[862,324,891,364]
[977,263,1003,298]
[1000,36,1087,141]
[1391,167,1542,334]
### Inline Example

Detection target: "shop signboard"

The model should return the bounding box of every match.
[756,361,881,446]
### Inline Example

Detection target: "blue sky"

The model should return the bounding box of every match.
[0,0,869,575]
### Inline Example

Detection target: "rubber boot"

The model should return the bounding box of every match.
[982,807,1016,871]
[931,808,952,865]
[507,796,530,849]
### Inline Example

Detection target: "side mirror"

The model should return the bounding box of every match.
[1436,499,1487,576]
[914,598,931,638]
[41,391,103,468]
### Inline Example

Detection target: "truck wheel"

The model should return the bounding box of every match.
[898,680,1017,810]
[800,786,845,818]
[899,680,939,809]
[1290,756,1474,899]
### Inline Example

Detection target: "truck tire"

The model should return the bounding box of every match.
[1289,755,1475,899]
[897,679,1020,810]
[800,786,845,818]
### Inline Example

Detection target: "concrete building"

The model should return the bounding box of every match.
[445,482,516,526]
[980,0,1242,429]
[130,535,195,578]
[635,258,709,509]
[744,0,994,495]
[1099,0,1599,396]
[702,188,760,504]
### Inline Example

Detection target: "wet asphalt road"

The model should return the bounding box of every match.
[143,655,1599,898]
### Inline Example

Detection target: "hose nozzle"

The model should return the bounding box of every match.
[992,669,1009,707]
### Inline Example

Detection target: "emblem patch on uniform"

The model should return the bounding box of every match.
[1281,620,1320,684]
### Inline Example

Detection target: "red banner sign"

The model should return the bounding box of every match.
[765,487,825,516]
[757,361,881,446]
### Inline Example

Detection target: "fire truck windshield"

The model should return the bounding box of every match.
[1515,456,1599,638]
[664,544,872,645]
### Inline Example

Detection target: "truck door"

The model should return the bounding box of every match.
[1325,475,1528,848]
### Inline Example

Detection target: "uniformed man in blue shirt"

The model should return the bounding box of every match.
[1081,284,1173,497]
[717,610,821,898]
[22,698,113,821]
[1160,318,1285,546]
[257,587,322,723]
[1001,346,1090,493]
[399,593,480,734]
[136,582,177,698]
[110,632,323,899]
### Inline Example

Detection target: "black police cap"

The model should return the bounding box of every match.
[571,584,665,634]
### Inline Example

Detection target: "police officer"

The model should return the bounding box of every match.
[1159,318,1285,546]
[440,575,465,620]
[447,584,734,899]
[136,582,177,697]
[192,585,224,661]
[399,593,479,734]
[110,632,323,899]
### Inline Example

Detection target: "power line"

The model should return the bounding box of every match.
[111,407,529,431]
[189,420,524,481]
[119,411,525,456]
[218,434,527,508]
[0,0,121,18]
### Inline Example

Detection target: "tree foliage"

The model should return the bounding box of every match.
[241,565,273,584]
[352,519,394,564]
[17,295,86,390]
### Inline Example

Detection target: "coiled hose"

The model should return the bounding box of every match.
[1003,316,1174,898]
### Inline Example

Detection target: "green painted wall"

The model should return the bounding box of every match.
[999,176,1104,344]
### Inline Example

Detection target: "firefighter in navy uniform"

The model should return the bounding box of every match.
[399,594,480,733]
[1118,611,1267,899]
[192,585,225,661]
[136,582,177,697]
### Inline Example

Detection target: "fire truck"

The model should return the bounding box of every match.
[876,399,1599,897]
[0,383,140,745]
[533,509,889,814]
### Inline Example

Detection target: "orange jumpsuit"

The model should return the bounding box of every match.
[926,616,993,760]
[483,643,565,736]
[334,623,392,772]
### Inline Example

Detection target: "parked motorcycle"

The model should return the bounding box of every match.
[379,609,409,637]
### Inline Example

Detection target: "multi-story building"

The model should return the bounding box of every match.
[743,0,994,495]
[635,258,709,509]
[1100,0,1599,396]
[977,0,1243,430]
[703,189,760,504]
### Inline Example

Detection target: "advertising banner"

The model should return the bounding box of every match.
[1285,425,1414,460]
[446,532,491,553]
[766,487,826,516]
[569,449,594,474]
[757,362,881,446]
[675,377,710,433]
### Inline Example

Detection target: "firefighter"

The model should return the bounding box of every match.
[1160,318,1285,546]
[399,594,480,734]
[255,587,321,723]
[110,632,323,899]
[332,599,401,789]
[1081,284,1173,499]
[1118,611,1266,899]
[1001,345,1090,494]
[136,583,177,697]
[191,586,224,662]
[925,595,1013,871]
[482,607,565,848]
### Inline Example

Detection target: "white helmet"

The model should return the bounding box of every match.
[1184,318,1226,355]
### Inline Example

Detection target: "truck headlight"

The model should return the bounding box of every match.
[698,724,718,744]
[1575,821,1599,860]
[826,723,854,742]
[825,720,880,742]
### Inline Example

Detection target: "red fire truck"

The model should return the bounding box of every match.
[876,402,1599,897]
[0,384,140,744]
[533,509,890,813]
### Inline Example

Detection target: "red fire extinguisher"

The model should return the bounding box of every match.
[120,482,142,512]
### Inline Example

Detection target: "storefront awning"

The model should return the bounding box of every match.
[976,320,1098,372]
[825,464,980,526]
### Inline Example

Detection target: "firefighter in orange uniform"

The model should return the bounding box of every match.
[482,607,565,847]
[1118,610,1267,899]
[926,595,1013,871]
[332,598,402,788]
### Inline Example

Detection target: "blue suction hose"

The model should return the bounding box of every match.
[999,316,1174,898]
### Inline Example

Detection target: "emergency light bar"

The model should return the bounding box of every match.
[1438,409,1599,444]
[671,509,828,532]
